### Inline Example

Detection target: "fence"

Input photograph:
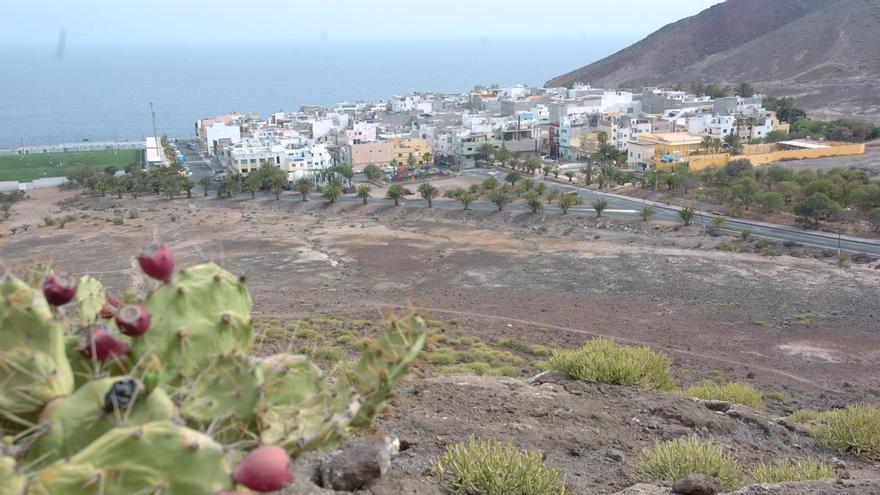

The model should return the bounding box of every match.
[0,177,69,192]
[680,142,866,171]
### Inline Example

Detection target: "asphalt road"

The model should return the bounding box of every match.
[460,168,880,256]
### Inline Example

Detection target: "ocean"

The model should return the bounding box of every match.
[0,39,630,148]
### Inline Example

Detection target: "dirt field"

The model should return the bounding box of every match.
[3,187,880,493]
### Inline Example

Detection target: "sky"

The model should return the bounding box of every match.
[2,0,723,46]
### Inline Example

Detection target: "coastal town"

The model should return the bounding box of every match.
[191,83,867,184]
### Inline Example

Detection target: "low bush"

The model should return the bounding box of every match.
[499,338,529,353]
[751,459,835,483]
[815,405,880,460]
[683,380,765,409]
[638,436,743,490]
[434,438,565,495]
[548,338,675,390]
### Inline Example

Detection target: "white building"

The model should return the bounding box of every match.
[285,144,333,180]
[144,137,165,169]
[204,122,241,156]
[345,122,378,144]
[705,115,737,137]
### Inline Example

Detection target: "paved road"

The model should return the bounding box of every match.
[461,168,880,256]
[175,139,216,184]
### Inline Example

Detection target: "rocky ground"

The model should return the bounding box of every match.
[2,187,880,494]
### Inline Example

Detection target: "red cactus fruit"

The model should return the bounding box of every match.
[115,304,151,337]
[80,327,130,362]
[233,445,293,492]
[42,273,78,306]
[137,244,175,282]
[99,296,122,319]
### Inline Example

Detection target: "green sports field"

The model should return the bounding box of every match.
[0,149,143,182]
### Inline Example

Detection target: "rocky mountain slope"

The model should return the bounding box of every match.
[546,0,880,122]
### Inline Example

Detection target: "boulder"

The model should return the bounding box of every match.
[320,436,399,491]
[672,475,723,495]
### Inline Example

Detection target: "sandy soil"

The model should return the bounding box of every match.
[3,188,880,494]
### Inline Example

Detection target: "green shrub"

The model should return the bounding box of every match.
[499,338,529,353]
[549,338,675,390]
[437,362,494,376]
[766,391,787,402]
[528,345,551,357]
[313,346,346,364]
[294,326,320,340]
[683,381,765,409]
[434,438,565,495]
[751,459,835,483]
[111,216,124,225]
[638,436,743,490]
[426,349,457,365]
[815,404,880,460]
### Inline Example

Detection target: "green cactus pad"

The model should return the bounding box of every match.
[0,455,25,495]
[0,275,74,416]
[180,354,263,424]
[27,421,232,495]
[132,263,253,383]
[257,353,361,454]
[74,275,105,325]
[348,315,426,427]
[27,377,176,468]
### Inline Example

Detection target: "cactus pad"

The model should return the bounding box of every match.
[0,455,24,495]
[180,354,263,424]
[27,377,175,468]
[132,263,253,383]
[27,421,232,495]
[0,274,74,416]
[74,275,106,325]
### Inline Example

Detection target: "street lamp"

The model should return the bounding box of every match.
[838,207,852,256]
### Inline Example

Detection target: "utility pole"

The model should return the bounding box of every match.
[150,102,161,166]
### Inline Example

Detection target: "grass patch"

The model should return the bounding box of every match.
[436,363,520,377]
[528,345,551,357]
[766,391,787,402]
[0,149,142,181]
[434,438,565,495]
[548,338,675,390]
[751,459,835,483]
[638,436,743,490]
[683,381,765,409]
[294,326,320,340]
[498,338,529,353]
[791,405,880,460]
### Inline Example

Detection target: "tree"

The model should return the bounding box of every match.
[764,96,807,124]
[406,153,416,171]
[487,189,510,211]
[639,205,655,221]
[265,168,288,200]
[356,184,372,205]
[526,194,543,214]
[756,191,784,213]
[679,207,695,226]
[535,182,546,196]
[198,177,211,197]
[701,135,716,154]
[777,181,800,205]
[564,170,576,183]
[559,193,580,214]
[294,177,313,201]
[495,145,511,167]
[161,175,180,199]
[734,82,755,98]
[481,177,498,190]
[525,156,541,176]
[545,188,560,205]
[592,198,609,218]
[322,181,342,204]
[729,177,760,210]
[551,168,560,179]
[476,143,495,165]
[723,132,743,155]
[335,164,355,186]
[423,152,433,166]
[244,172,262,199]
[418,182,439,208]
[103,165,118,176]
[542,165,552,178]
[580,163,595,186]
[364,164,383,181]
[869,208,880,232]
[182,178,195,199]
[386,184,406,206]
[446,188,475,210]
[505,172,521,186]
[794,193,840,226]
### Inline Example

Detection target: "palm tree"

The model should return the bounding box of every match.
[541,165,552,178]
[505,172,521,186]
[551,168,560,179]
[406,153,416,171]
[487,189,510,211]
[294,178,313,201]
[559,193,580,214]
[580,163,595,186]
[639,205,655,221]
[244,173,262,199]
[476,143,495,166]
[525,156,541,176]
[592,198,609,218]
[680,206,695,226]
[734,82,755,98]
[356,184,372,205]
[526,194,543,214]
[418,182,439,208]
[701,135,716,154]
[322,182,342,204]
[535,182,546,196]
[198,177,211,197]
[546,189,560,205]
[423,152,433,167]
[564,170,575,182]
[386,184,406,206]
[182,178,195,199]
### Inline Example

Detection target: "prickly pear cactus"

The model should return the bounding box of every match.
[347,315,426,426]
[27,421,232,495]
[27,377,175,467]
[0,274,74,417]
[74,275,106,325]
[180,354,263,424]
[256,353,361,453]
[0,455,25,495]
[132,263,253,383]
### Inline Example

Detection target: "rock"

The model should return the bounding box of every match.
[672,475,723,495]
[699,400,731,413]
[320,436,399,491]
[613,484,672,494]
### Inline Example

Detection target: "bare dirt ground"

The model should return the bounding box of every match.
[769,142,880,178]
[2,189,880,494]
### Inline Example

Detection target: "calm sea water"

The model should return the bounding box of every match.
[0,39,629,148]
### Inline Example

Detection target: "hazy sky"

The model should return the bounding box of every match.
[3,0,722,46]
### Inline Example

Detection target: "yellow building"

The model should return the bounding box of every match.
[391,138,432,169]
[638,132,704,158]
